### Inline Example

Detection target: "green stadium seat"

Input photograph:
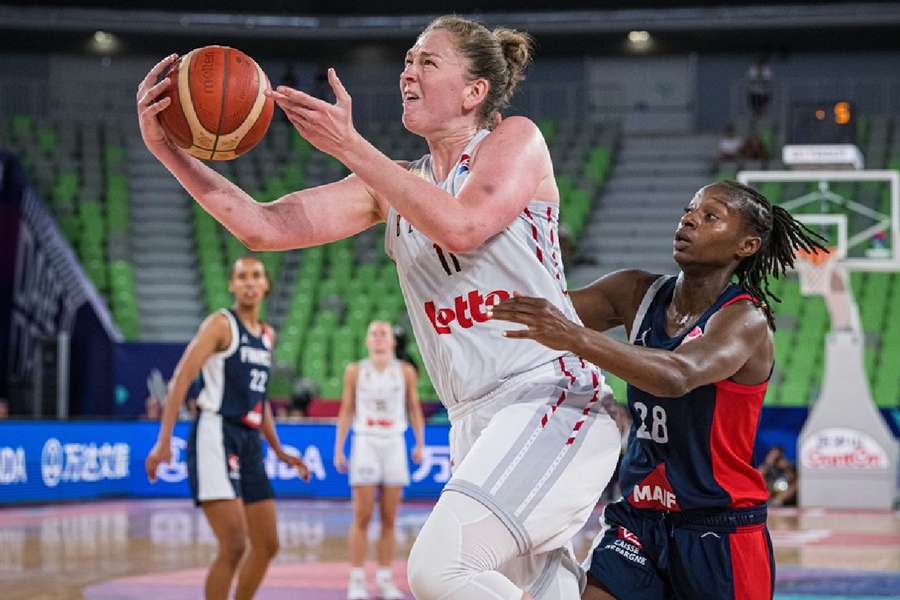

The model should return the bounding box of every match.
[537,118,557,145]
[321,376,342,399]
[37,126,57,155]
[779,377,812,406]
[11,115,32,143]
[763,379,780,405]
[105,145,126,168]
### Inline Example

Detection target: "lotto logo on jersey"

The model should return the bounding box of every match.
[425,289,511,334]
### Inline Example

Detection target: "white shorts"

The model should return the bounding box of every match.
[444,356,621,557]
[349,433,410,487]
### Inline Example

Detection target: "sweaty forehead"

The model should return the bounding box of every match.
[409,30,457,58]
[695,184,738,210]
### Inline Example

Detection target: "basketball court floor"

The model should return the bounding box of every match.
[1,498,897,600]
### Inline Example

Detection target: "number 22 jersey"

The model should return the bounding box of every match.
[196,308,272,429]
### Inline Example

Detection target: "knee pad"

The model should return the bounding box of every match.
[407,491,523,600]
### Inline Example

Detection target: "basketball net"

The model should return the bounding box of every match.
[796,247,860,332]
[796,247,837,297]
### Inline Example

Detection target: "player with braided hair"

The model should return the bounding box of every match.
[720,180,827,329]
[491,181,826,600]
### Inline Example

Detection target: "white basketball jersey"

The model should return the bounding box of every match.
[352,359,408,436]
[384,129,583,409]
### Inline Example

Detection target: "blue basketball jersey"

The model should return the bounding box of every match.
[620,276,769,511]
[196,309,272,428]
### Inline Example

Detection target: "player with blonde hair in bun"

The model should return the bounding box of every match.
[136,15,620,599]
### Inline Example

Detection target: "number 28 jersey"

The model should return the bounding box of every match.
[196,308,272,429]
[620,276,769,511]
[384,129,583,410]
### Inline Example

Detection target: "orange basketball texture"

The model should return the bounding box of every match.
[158,46,274,160]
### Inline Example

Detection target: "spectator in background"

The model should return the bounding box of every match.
[144,395,162,420]
[0,398,8,419]
[289,378,317,418]
[740,130,769,163]
[146,368,200,421]
[757,445,798,506]
[713,123,743,173]
[746,58,773,121]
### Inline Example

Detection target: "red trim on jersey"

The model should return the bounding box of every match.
[565,369,601,444]
[720,293,757,310]
[540,390,567,428]
[729,524,773,600]
[558,356,576,384]
[710,381,769,508]
[522,207,544,263]
[260,323,273,350]
[716,378,769,395]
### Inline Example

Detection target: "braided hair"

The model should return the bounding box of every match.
[718,180,829,329]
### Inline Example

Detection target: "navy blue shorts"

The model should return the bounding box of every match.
[587,500,774,600]
[187,411,274,506]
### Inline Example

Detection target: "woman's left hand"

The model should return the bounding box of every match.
[268,68,358,161]
[489,293,582,352]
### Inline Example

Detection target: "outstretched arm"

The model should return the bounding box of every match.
[490,295,770,398]
[136,55,383,252]
[271,71,552,253]
[145,312,229,481]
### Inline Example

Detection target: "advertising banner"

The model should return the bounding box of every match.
[0,151,120,415]
[0,421,451,504]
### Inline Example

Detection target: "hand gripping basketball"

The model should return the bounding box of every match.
[137,54,179,156]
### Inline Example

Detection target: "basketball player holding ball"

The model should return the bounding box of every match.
[145,257,310,600]
[137,16,621,599]
[333,320,425,599]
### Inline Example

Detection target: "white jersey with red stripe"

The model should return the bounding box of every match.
[384,129,584,411]
[352,358,408,436]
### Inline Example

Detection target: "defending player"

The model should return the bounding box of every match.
[333,320,425,600]
[137,15,621,599]
[145,257,310,600]
[490,181,827,600]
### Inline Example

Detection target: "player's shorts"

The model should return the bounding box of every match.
[444,356,621,558]
[349,432,410,487]
[587,500,774,600]
[187,411,274,505]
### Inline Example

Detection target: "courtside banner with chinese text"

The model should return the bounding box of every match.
[0,421,451,504]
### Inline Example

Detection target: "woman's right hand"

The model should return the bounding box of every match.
[145,439,173,483]
[136,53,179,156]
[333,449,348,473]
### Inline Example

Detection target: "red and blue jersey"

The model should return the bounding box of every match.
[620,276,769,512]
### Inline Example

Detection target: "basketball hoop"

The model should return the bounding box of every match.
[796,247,837,297]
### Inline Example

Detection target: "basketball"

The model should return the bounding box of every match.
[158,45,274,161]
